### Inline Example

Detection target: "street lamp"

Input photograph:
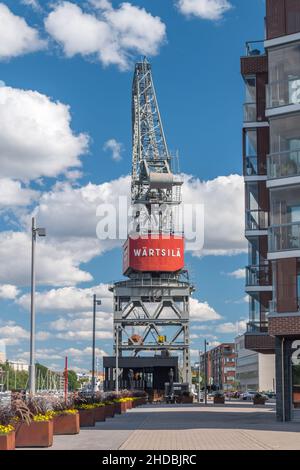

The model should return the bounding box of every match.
[198,350,202,403]
[204,339,209,406]
[115,325,121,394]
[92,294,101,396]
[29,217,46,395]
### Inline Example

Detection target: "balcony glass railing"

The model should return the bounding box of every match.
[244,156,267,177]
[243,103,257,122]
[268,149,300,180]
[266,77,300,109]
[247,321,268,333]
[246,265,271,286]
[245,41,265,57]
[269,222,300,251]
[246,210,269,231]
[269,299,300,313]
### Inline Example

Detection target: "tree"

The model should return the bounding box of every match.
[67,370,80,391]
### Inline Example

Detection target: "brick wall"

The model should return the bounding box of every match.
[269,316,300,336]
[241,56,267,76]
[245,333,275,352]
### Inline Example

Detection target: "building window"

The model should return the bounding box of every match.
[244,76,257,122]
[268,42,300,108]
[245,76,256,104]
[269,113,300,179]
[270,186,300,251]
[292,363,300,411]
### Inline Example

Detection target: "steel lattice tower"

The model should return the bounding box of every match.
[110,59,193,385]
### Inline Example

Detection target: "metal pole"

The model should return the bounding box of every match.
[64,356,68,402]
[29,217,36,395]
[198,350,201,403]
[204,339,208,406]
[92,294,96,397]
[116,326,119,394]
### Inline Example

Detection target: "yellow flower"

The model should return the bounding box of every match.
[0,424,14,435]
[33,413,52,422]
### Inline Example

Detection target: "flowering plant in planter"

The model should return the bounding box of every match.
[253,393,267,405]
[0,424,14,435]
[0,424,15,451]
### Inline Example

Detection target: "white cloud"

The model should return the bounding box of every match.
[189,298,221,322]
[0,232,97,287]
[17,284,113,312]
[182,174,246,256]
[0,284,19,299]
[0,322,28,345]
[45,1,166,70]
[0,3,46,59]
[103,138,123,162]
[0,178,38,208]
[64,346,108,358]
[21,0,41,11]
[177,0,232,20]
[227,268,245,279]
[216,320,247,334]
[36,331,52,341]
[32,176,130,239]
[57,330,112,341]
[0,85,89,181]
[31,173,245,258]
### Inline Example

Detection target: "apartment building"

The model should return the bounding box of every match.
[242,0,300,421]
[235,334,275,392]
[199,343,236,391]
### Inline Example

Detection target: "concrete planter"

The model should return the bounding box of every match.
[53,413,80,435]
[114,402,127,414]
[253,398,266,405]
[78,409,95,427]
[181,396,193,404]
[213,397,225,404]
[94,406,106,422]
[15,420,53,447]
[104,404,115,418]
[0,431,15,450]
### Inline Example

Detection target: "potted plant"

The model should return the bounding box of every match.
[114,398,127,414]
[14,396,54,448]
[0,405,16,451]
[92,393,106,422]
[181,391,194,404]
[213,392,225,404]
[104,400,115,418]
[253,393,267,405]
[74,395,96,427]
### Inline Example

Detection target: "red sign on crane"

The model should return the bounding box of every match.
[123,235,184,274]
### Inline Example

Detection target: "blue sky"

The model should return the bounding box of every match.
[0,0,266,373]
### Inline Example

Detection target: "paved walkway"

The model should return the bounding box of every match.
[47,403,300,450]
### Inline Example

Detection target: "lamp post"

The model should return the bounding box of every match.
[198,350,202,403]
[29,217,46,395]
[92,294,101,396]
[204,339,209,406]
[115,325,121,394]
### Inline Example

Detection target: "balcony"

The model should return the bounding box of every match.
[246,209,268,231]
[245,41,265,57]
[246,265,271,287]
[247,321,269,333]
[244,156,267,177]
[245,320,275,353]
[269,222,300,252]
[268,149,300,180]
[243,103,257,122]
[267,78,300,110]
